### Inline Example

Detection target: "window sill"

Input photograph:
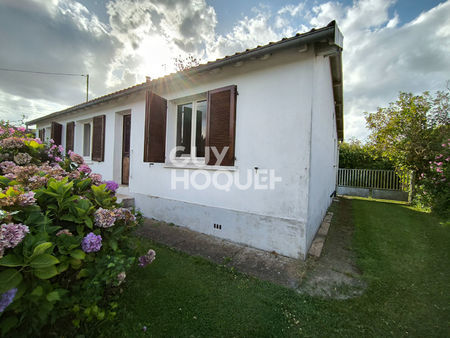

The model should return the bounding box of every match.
[163,163,237,171]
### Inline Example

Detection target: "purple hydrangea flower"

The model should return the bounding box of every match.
[0,223,30,257]
[81,232,102,253]
[138,249,156,267]
[0,288,17,313]
[105,180,119,193]
[18,191,36,206]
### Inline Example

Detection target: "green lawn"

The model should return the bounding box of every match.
[93,198,450,337]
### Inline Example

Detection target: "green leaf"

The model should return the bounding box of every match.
[70,249,86,260]
[60,214,79,222]
[76,268,89,279]
[0,269,23,293]
[85,217,93,229]
[0,175,11,187]
[0,316,18,336]
[70,258,82,269]
[46,291,61,302]
[30,254,59,268]
[30,286,44,297]
[57,262,69,274]
[97,311,105,321]
[34,265,58,279]
[31,242,53,259]
[0,254,23,267]
[109,239,118,251]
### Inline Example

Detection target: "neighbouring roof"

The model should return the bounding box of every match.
[27,20,344,140]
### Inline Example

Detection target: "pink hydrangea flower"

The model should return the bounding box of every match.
[89,173,102,185]
[69,152,84,165]
[78,164,91,174]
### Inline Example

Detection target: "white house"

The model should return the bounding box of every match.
[28,21,343,259]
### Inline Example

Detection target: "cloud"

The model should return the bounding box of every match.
[0,0,116,120]
[309,0,450,140]
[105,0,217,85]
[207,5,307,60]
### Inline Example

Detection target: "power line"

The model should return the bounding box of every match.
[0,67,87,77]
[0,67,90,102]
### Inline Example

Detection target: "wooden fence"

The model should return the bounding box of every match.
[337,168,410,191]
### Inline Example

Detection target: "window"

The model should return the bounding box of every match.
[143,85,236,166]
[176,100,207,158]
[83,123,91,157]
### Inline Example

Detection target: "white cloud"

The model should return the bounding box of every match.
[0,0,116,122]
[310,0,450,140]
[105,0,217,85]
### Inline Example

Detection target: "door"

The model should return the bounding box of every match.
[122,114,131,185]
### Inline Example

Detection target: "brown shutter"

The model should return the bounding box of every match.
[38,128,45,141]
[50,122,62,145]
[92,115,105,162]
[65,122,75,152]
[206,85,237,166]
[143,90,167,162]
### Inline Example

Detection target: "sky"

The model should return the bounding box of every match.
[0,0,449,140]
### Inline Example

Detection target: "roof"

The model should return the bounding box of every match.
[27,20,343,140]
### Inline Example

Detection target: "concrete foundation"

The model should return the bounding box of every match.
[135,193,306,259]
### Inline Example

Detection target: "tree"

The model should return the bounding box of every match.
[365,90,449,178]
[365,88,449,216]
[173,54,200,72]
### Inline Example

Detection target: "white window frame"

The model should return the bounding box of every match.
[173,94,207,163]
[81,120,93,160]
[41,126,51,143]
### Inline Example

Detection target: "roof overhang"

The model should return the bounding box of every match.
[27,20,344,139]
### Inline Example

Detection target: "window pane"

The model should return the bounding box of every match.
[195,100,207,157]
[176,103,192,156]
[83,123,91,157]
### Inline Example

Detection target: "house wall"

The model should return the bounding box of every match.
[35,47,338,259]
[36,94,145,182]
[132,48,315,258]
[305,54,339,251]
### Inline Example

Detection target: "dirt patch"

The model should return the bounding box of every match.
[136,197,366,298]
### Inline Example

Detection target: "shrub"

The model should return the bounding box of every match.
[416,139,450,218]
[339,139,394,170]
[0,122,152,336]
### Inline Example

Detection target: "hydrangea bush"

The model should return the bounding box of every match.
[0,122,153,335]
[416,139,450,218]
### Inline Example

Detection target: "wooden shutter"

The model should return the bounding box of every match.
[65,122,75,152]
[206,85,237,166]
[50,122,62,145]
[38,128,45,141]
[92,115,105,162]
[143,91,167,162]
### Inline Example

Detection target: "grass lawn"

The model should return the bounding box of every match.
[93,198,450,337]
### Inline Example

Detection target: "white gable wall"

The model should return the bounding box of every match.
[305,54,339,250]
